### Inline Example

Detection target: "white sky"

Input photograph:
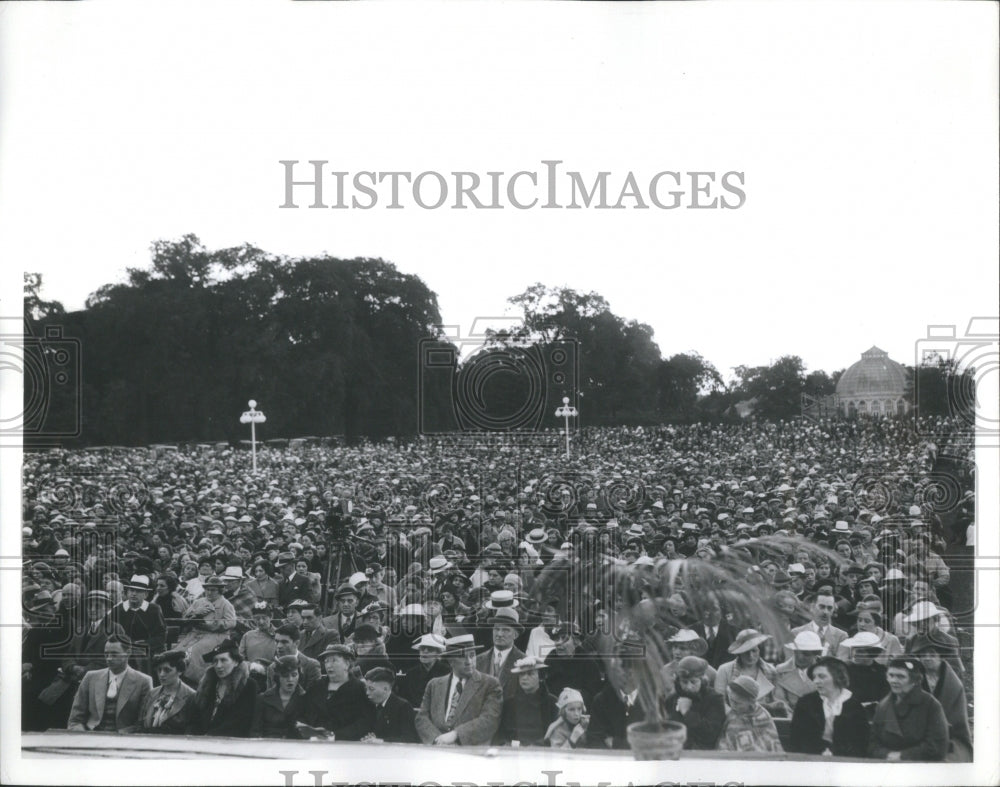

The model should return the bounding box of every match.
[1,2,997,382]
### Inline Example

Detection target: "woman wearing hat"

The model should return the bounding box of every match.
[190,638,258,737]
[869,657,949,761]
[495,656,558,747]
[247,560,280,606]
[660,629,717,689]
[250,654,311,738]
[713,629,777,706]
[788,656,869,757]
[140,650,196,734]
[175,575,237,683]
[837,601,902,659]
[152,573,189,648]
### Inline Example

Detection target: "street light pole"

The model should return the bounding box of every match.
[554,396,578,460]
[239,399,267,472]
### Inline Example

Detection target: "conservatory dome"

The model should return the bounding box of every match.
[836,346,910,417]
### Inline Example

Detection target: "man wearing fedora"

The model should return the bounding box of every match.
[68,636,153,734]
[771,630,824,714]
[415,634,503,746]
[111,575,166,676]
[476,593,526,700]
[332,582,362,641]
[221,564,258,638]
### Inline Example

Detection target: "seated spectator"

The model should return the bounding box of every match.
[189,639,257,737]
[788,656,869,757]
[837,601,903,659]
[250,655,310,738]
[840,631,890,707]
[661,656,726,750]
[496,656,558,746]
[140,649,196,734]
[770,630,824,717]
[660,629,717,690]
[399,633,450,709]
[714,629,777,707]
[247,560,280,606]
[912,642,971,762]
[586,647,647,750]
[67,637,153,734]
[716,675,783,754]
[361,666,418,743]
[902,601,964,679]
[239,601,278,668]
[869,657,949,761]
[306,644,373,741]
[542,622,605,708]
[544,688,590,749]
[266,624,322,692]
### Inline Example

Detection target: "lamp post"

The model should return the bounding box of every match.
[239,399,267,472]
[554,396,578,460]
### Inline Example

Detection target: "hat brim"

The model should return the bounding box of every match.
[510,664,549,674]
[728,634,771,654]
[443,643,488,657]
[668,636,708,656]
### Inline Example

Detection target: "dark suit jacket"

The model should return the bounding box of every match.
[369,692,419,743]
[305,677,374,741]
[298,626,340,662]
[189,669,258,737]
[63,619,128,675]
[399,660,450,708]
[693,621,734,669]
[476,646,525,699]
[788,691,870,757]
[415,670,503,745]
[139,681,196,734]
[585,685,646,749]
[496,686,558,746]
[277,573,313,608]
[68,667,153,732]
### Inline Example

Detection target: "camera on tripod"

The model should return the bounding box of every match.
[325,509,353,543]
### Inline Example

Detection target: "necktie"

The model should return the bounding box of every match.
[445,679,463,728]
[107,673,118,699]
[494,651,503,674]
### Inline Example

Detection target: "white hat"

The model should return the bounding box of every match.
[428,556,453,574]
[784,630,823,652]
[908,505,922,517]
[222,565,244,580]
[841,631,884,650]
[833,521,850,532]
[396,603,424,617]
[905,600,941,622]
[349,571,369,587]
[411,633,447,652]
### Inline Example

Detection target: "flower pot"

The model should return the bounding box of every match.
[626,720,687,760]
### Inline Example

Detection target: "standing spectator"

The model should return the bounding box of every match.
[788,656,869,757]
[110,575,167,676]
[869,657,949,761]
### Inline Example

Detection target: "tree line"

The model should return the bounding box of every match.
[22,236,975,446]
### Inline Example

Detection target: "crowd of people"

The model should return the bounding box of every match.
[20,417,975,761]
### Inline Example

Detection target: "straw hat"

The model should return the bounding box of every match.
[728,628,771,654]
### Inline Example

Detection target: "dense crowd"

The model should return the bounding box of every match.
[20,417,975,760]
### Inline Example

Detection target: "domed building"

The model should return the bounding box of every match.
[836,346,910,417]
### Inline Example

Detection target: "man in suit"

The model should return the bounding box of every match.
[67,636,153,733]
[266,623,322,691]
[298,604,340,662]
[771,630,823,717]
[475,601,526,700]
[415,634,503,746]
[332,583,361,642]
[693,600,734,669]
[276,553,313,609]
[792,592,848,657]
[399,633,450,708]
[361,667,418,743]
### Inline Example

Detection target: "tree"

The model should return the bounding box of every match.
[732,355,807,420]
[24,273,65,322]
[656,352,724,422]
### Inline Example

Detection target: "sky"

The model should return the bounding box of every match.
[1,2,996,385]
[1,4,999,786]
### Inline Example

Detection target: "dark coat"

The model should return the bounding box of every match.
[662,683,727,750]
[250,685,311,738]
[496,686,558,747]
[368,692,419,743]
[869,687,949,761]
[111,602,167,659]
[190,662,258,737]
[476,646,526,700]
[788,691,870,757]
[277,573,313,608]
[926,661,971,752]
[585,685,646,750]
[305,677,374,741]
[693,620,735,669]
[542,650,605,708]
[399,660,450,708]
[298,625,340,662]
